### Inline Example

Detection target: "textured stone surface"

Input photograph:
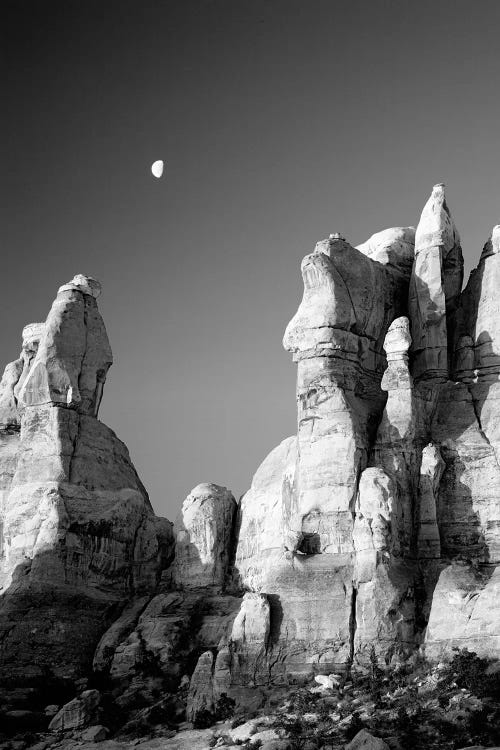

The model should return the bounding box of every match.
[408,184,463,382]
[186,651,215,722]
[416,443,444,559]
[173,483,237,590]
[424,563,500,658]
[236,435,354,672]
[236,436,297,590]
[100,589,241,701]
[0,277,172,684]
[345,729,390,750]
[80,725,109,742]
[49,689,101,731]
[356,226,415,277]
[17,276,112,415]
[1,185,500,732]
[282,233,410,555]
[459,225,500,380]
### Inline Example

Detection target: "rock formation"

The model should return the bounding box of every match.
[0,184,499,743]
[233,184,498,672]
[408,183,463,382]
[173,483,237,590]
[0,275,173,686]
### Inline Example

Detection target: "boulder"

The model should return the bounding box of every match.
[49,689,101,731]
[80,725,109,742]
[345,729,390,750]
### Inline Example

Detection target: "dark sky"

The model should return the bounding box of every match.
[2,0,499,520]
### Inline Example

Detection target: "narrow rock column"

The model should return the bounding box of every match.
[353,317,419,663]
[408,183,463,382]
[416,443,444,559]
[368,317,418,556]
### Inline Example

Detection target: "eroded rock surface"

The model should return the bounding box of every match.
[1,185,500,745]
[0,276,173,684]
[173,483,237,590]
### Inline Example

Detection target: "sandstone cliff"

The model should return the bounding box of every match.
[0,187,499,744]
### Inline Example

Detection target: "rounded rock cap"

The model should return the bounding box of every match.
[429,182,446,203]
[58,274,102,298]
[22,322,45,343]
[186,482,233,501]
[384,316,412,355]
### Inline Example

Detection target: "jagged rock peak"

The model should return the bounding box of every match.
[408,182,463,382]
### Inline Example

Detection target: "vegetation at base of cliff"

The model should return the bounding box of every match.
[269,648,500,750]
[2,649,499,749]
[193,693,237,729]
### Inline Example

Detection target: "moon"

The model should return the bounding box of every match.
[151,160,164,178]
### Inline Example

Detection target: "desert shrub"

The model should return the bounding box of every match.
[344,712,365,741]
[215,692,236,720]
[441,648,500,699]
[193,708,215,729]
[193,693,236,728]
[368,646,384,700]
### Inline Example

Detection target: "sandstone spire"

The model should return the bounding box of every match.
[17,274,112,416]
[0,275,172,685]
[408,183,463,382]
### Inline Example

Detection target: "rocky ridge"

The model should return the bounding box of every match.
[0,188,499,749]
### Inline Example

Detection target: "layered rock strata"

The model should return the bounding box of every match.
[1,184,499,734]
[234,185,499,673]
[0,275,172,683]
